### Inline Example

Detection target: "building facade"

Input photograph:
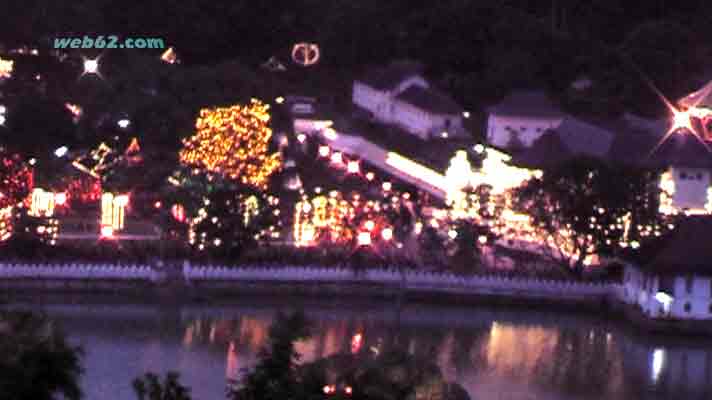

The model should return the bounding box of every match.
[352,64,466,140]
[622,217,712,320]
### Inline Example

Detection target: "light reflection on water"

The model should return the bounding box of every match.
[12,300,712,400]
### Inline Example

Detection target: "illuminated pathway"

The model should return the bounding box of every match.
[310,128,448,199]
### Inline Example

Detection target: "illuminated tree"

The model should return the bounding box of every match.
[513,157,666,275]
[0,151,33,210]
[448,185,502,273]
[179,99,282,190]
[188,186,280,258]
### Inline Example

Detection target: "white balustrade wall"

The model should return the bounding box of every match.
[182,264,613,298]
[0,263,615,299]
[0,263,157,281]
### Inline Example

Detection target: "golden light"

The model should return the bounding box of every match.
[344,386,353,395]
[30,189,56,217]
[0,57,13,79]
[179,100,281,189]
[351,333,363,353]
[357,231,372,246]
[160,47,178,64]
[101,192,129,232]
[478,235,488,244]
[275,96,285,104]
[324,128,338,140]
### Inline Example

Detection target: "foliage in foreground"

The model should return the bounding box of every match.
[228,311,471,400]
[0,311,84,400]
[132,372,193,400]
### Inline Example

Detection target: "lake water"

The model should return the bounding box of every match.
[12,298,712,400]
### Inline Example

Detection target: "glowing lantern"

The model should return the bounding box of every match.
[318,145,330,157]
[0,57,13,79]
[345,386,353,395]
[275,96,285,104]
[330,152,343,164]
[448,230,458,239]
[297,133,307,143]
[347,160,360,174]
[357,231,372,246]
[478,235,488,244]
[382,182,392,192]
[30,189,56,217]
[381,228,393,241]
[54,192,67,206]
[366,172,375,181]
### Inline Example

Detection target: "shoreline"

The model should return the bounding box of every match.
[2,277,709,336]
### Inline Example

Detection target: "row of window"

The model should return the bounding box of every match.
[678,171,705,181]
[632,274,712,299]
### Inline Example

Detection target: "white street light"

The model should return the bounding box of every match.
[117,118,130,129]
[83,58,99,75]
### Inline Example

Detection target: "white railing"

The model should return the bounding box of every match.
[182,264,613,298]
[0,263,157,281]
[0,263,614,298]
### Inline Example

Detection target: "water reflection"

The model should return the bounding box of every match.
[11,301,712,400]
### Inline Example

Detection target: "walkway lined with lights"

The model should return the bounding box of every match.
[312,129,448,199]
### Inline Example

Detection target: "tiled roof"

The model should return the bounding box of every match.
[487,90,566,119]
[555,117,615,158]
[358,63,424,91]
[395,85,463,115]
[645,216,712,277]
[512,131,571,168]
